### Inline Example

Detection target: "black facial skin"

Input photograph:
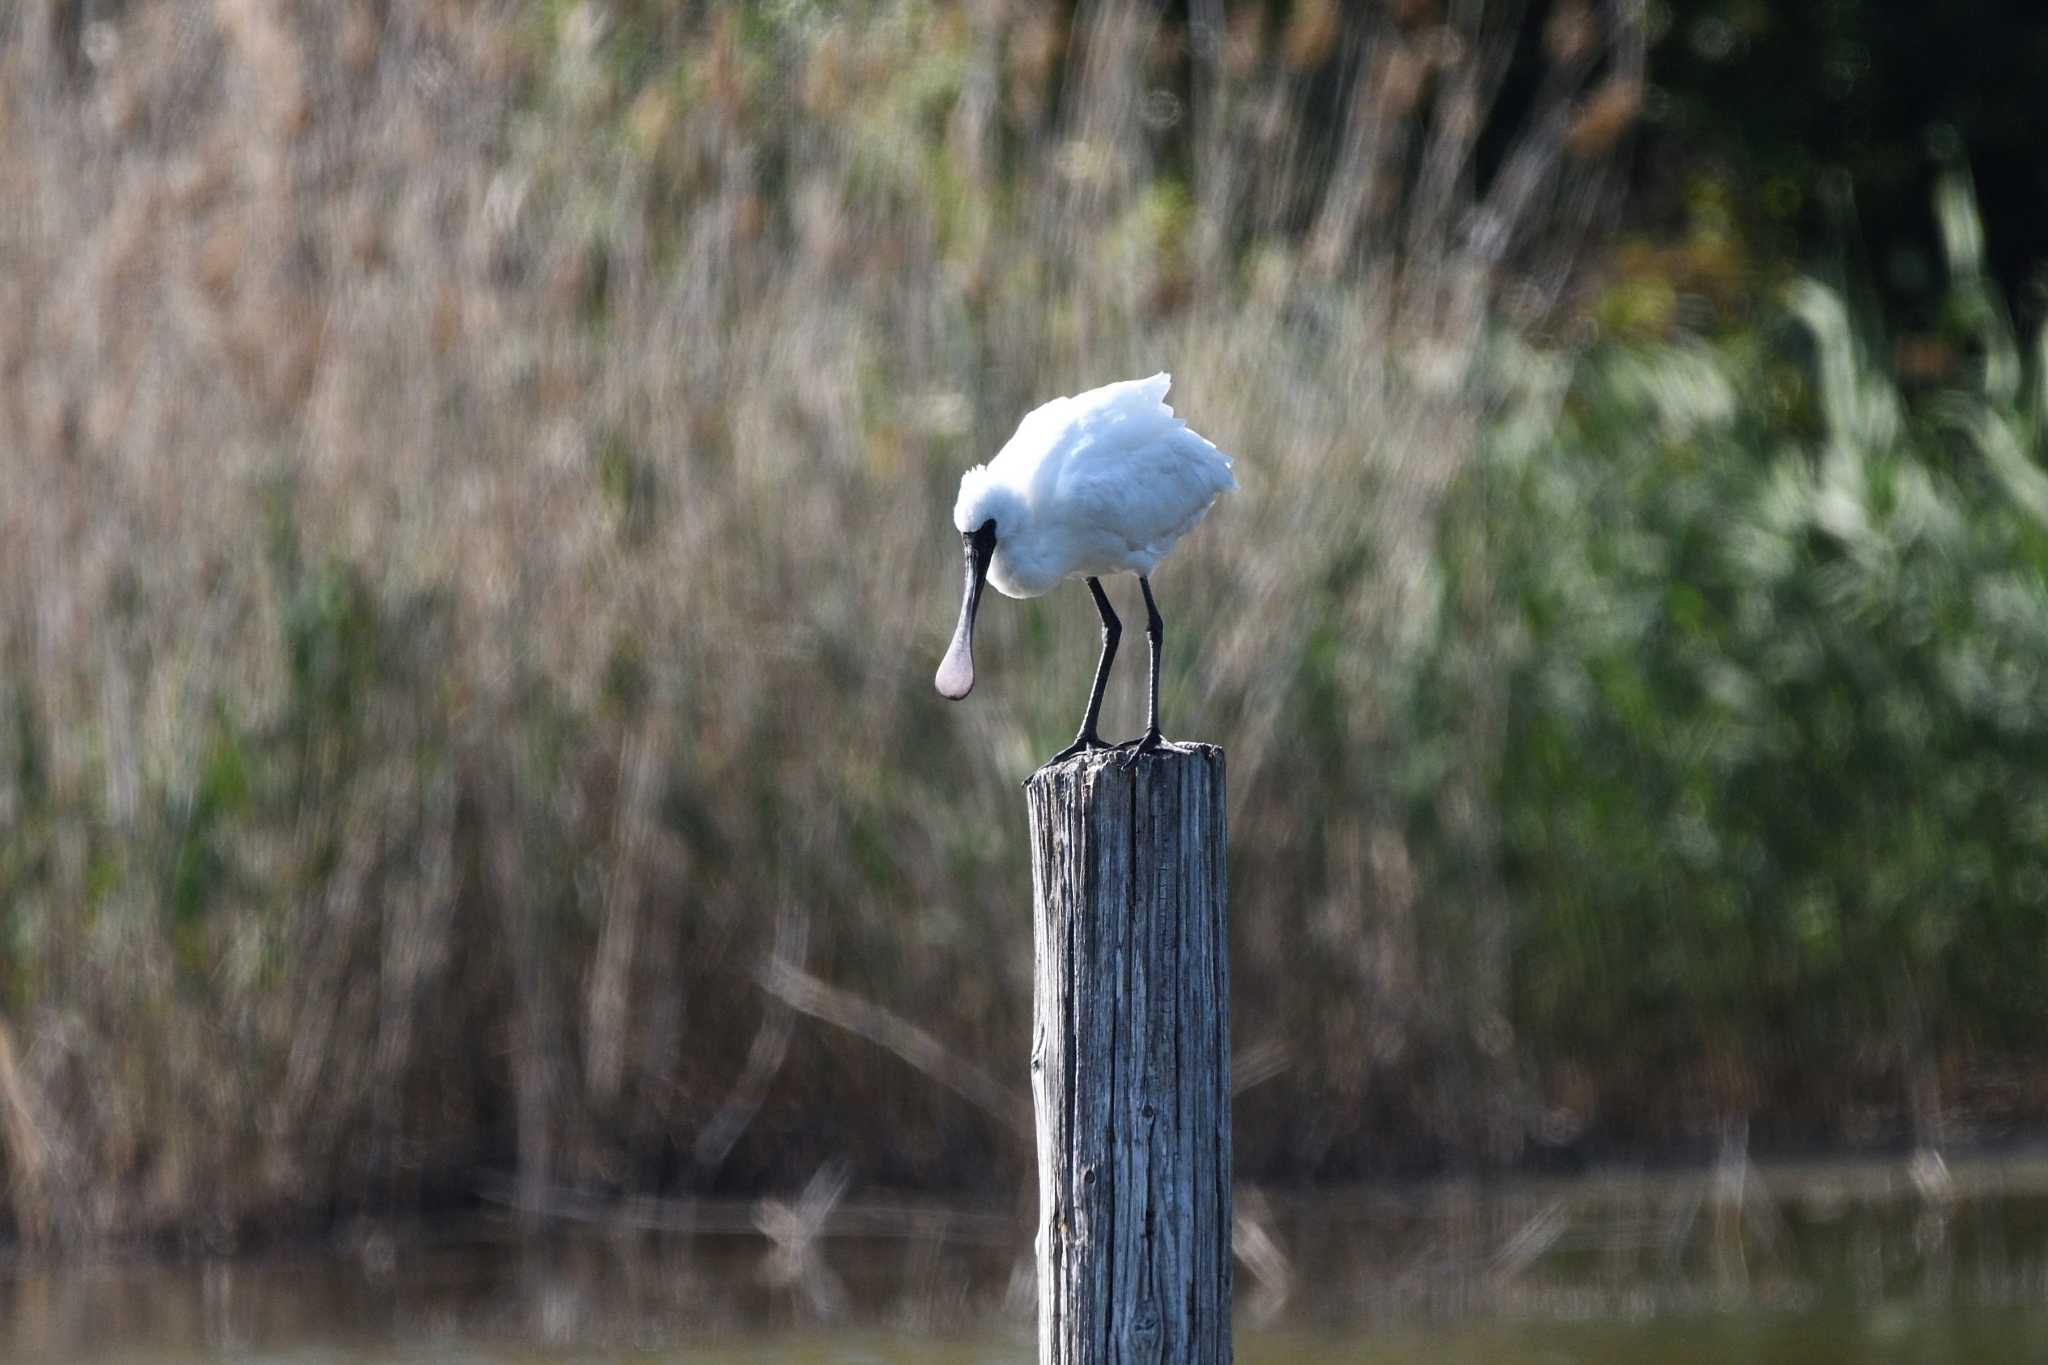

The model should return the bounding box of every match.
[935,519,997,700]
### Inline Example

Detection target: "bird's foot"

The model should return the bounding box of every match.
[1032,732,1113,779]
[1114,728,1177,768]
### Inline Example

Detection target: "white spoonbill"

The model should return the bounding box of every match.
[934,372,1237,767]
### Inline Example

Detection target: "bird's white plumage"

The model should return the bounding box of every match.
[953,373,1236,598]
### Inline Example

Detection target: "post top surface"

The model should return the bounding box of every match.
[1024,742,1224,791]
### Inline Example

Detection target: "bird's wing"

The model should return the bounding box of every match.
[1071,372,1174,420]
[1051,396,1236,560]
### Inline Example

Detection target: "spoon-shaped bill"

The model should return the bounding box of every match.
[935,614,976,699]
[935,523,995,700]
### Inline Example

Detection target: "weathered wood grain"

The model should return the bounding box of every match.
[1025,744,1231,1365]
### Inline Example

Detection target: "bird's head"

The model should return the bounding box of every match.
[937,466,1018,701]
[950,463,1012,537]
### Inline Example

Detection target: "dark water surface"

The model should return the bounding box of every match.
[12,1154,2048,1362]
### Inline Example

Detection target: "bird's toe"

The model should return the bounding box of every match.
[1039,733,1113,772]
[1114,729,1178,768]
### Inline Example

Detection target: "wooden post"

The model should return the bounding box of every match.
[1025,746,1231,1364]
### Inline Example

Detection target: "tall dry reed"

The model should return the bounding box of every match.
[0,0,1642,1243]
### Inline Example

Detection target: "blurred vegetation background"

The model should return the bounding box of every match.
[2,0,2046,1253]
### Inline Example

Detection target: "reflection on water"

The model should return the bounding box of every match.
[11,1153,2048,1362]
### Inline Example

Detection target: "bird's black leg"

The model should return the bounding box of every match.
[1041,577,1120,768]
[1116,576,1174,766]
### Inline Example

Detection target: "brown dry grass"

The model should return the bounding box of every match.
[0,0,1639,1245]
